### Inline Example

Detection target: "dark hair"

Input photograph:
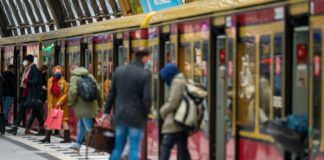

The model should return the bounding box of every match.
[135,49,150,60]
[8,64,15,70]
[24,55,34,62]
[41,65,48,71]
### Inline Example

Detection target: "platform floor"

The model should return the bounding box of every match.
[0,127,110,160]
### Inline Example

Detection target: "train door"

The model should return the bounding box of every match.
[236,7,286,159]
[147,27,160,159]
[178,19,210,160]
[65,38,81,80]
[81,38,89,69]
[215,32,228,160]
[309,0,324,158]
[92,34,114,100]
[224,16,238,160]
[292,26,309,114]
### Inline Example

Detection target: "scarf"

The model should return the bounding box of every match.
[21,64,33,88]
[51,77,60,97]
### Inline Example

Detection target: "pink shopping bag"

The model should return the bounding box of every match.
[45,109,63,130]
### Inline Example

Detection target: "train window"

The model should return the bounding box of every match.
[97,50,103,84]
[312,29,321,149]
[117,45,123,66]
[237,37,256,129]
[42,42,55,70]
[259,35,271,124]
[180,44,192,79]
[4,47,14,70]
[273,33,284,118]
[193,41,202,83]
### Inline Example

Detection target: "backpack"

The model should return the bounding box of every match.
[174,81,207,130]
[77,76,98,101]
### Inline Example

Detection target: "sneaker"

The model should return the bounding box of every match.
[70,144,80,153]
[24,129,33,135]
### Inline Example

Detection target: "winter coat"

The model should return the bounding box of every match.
[104,60,151,129]
[47,77,69,120]
[26,64,43,100]
[160,73,186,133]
[2,70,16,97]
[68,67,103,118]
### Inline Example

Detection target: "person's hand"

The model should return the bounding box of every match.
[98,114,110,124]
[55,102,61,109]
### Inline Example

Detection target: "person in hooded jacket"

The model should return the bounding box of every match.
[159,64,191,160]
[40,65,71,143]
[68,65,103,152]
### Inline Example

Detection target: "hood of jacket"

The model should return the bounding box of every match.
[160,64,179,86]
[71,67,89,76]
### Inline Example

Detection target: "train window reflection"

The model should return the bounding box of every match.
[238,37,256,129]
[259,35,271,124]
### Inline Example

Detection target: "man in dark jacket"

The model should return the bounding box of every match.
[103,49,151,160]
[7,55,44,135]
[2,64,16,126]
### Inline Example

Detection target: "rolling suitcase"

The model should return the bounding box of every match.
[0,113,5,135]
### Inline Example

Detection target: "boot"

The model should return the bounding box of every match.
[60,130,71,143]
[24,129,33,135]
[40,130,51,143]
[6,127,17,135]
[35,128,46,136]
[53,130,59,135]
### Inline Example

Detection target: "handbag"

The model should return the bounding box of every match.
[24,85,43,109]
[85,125,115,153]
[44,108,63,130]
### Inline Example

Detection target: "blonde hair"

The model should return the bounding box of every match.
[52,65,64,74]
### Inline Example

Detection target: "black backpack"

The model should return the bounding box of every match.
[77,76,97,101]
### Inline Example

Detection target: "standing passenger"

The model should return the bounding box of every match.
[7,55,44,135]
[103,49,151,160]
[41,66,71,143]
[159,64,191,160]
[69,65,103,152]
[2,64,16,126]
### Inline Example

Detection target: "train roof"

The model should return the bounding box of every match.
[0,0,306,46]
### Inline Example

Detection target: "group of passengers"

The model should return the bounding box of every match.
[2,49,193,160]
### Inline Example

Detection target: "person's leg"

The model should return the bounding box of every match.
[3,96,13,121]
[13,106,27,127]
[26,109,37,130]
[160,133,178,160]
[128,127,143,160]
[73,118,85,149]
[34,108,45,135]
[7,105,27,135]
[177,131,191,160]
[110,126,128,160]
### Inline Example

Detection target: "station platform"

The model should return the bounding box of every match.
[0,127,110,160]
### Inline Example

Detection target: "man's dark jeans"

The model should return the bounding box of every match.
[160,131,191,160]
[26,107,44,129]
[14,98,44,129]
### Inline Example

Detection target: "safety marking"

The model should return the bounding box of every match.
[4,128,110,160]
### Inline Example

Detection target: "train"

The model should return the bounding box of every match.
[0,0,323,159]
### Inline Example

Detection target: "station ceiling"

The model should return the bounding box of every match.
[0,0,122,37]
